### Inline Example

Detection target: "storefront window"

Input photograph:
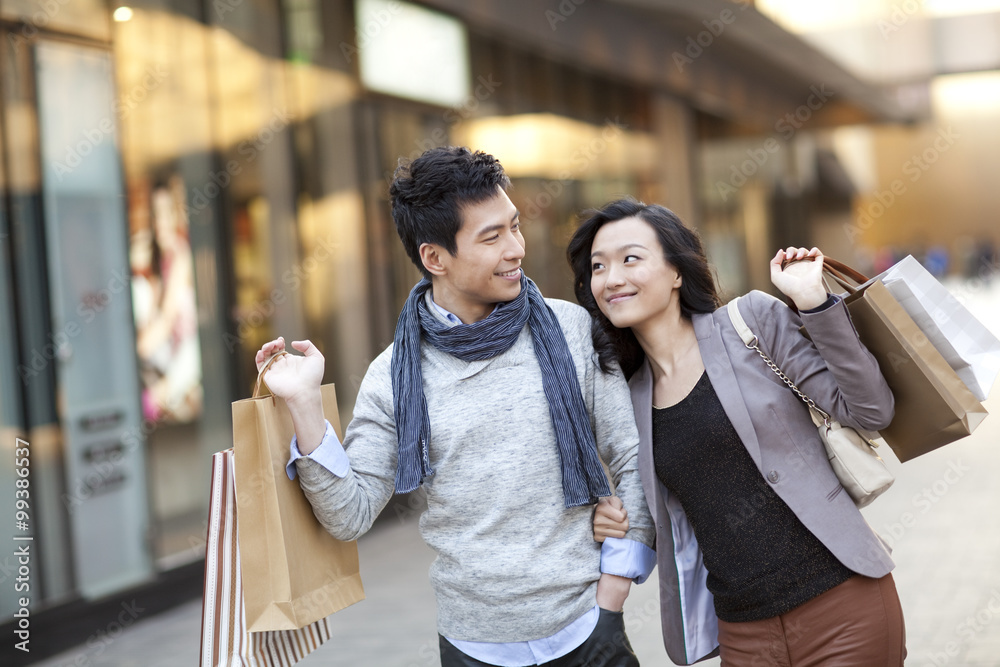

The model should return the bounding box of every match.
[1,0,110,41]
[113,1,232,566]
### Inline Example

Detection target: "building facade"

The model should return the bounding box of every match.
[0,0,911,639]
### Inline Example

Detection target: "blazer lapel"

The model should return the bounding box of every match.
[629,361,659,528]
[693,312,763,471]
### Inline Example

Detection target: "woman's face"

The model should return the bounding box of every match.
[589,216,682,329]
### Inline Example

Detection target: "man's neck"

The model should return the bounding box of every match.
[429,288,495,325]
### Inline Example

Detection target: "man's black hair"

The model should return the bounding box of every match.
[389,146,511,277]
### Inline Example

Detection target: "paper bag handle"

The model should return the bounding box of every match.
[822,258,871,295]
[254,349,288,398]
[782,256,871,311]
[822,257,870,284]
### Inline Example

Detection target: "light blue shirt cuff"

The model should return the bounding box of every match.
[600,537,656,584]
[285,420,350,480]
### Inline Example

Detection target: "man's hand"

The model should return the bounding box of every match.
[593,496,629,543]
[254,337,327,453]
[596,573,632,612]
[255,337,325,404]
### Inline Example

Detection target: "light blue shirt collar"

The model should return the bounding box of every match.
[427,291,497,326]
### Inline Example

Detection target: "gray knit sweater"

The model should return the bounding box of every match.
[293,298,654,642]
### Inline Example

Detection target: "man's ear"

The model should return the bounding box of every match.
[419,243,448,277]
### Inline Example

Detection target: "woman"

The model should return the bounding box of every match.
[569,199,905,666]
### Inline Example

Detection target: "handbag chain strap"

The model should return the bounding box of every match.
[727,298,833,424]
[747,339,833,424]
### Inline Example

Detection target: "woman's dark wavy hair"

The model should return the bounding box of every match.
[389,146,510,278]
[567,198,721,379]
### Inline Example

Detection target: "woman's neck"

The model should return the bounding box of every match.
[632,304,698,382]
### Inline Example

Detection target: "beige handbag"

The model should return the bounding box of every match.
[727,298,894,508]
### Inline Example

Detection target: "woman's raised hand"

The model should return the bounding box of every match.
[593,496,630,543]
[770,247,828,311]
[254,337,326,405]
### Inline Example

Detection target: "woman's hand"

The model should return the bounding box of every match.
[593,496,629,543]
[770,247,828,311]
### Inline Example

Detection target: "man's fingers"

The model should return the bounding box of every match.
[292,340,322,357]
[256,337,288,372]
[262,337,285,356]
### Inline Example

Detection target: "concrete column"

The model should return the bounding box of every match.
[652,93,699,226]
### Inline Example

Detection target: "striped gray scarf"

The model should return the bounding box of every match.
[390,273,611,507]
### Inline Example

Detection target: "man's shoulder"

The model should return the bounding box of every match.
[543,297,597,360]
[356,343,394,395]
[544,297,590,331]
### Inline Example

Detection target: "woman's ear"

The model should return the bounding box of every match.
[419,243,448,277]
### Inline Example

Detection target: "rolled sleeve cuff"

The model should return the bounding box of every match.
[800,293,840,313]
[600,537,656,584]
[285,420,349,480]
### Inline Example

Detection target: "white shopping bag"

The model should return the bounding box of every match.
[878,255,1000,401]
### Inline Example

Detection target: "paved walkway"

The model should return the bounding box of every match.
[28,280,1000,666]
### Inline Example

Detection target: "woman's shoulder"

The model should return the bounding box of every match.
[728,290,793,325]
[705,290,787,320]
[742,289,786,312]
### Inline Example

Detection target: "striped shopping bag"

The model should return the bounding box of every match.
[199,449,333,666]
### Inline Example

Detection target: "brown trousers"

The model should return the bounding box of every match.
[716,574,906,667]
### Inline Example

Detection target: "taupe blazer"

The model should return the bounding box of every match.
[631,291,896,665]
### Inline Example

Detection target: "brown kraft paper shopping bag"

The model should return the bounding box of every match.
[232,352,364,632]
[839,278,987,461]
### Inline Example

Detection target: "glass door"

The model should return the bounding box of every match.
[34,40,153,598]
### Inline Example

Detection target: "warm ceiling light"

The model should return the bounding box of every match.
[113,6,134,22]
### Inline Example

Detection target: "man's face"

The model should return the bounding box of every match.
[423,187,525,324]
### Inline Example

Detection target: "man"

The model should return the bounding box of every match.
[255,146,654,666]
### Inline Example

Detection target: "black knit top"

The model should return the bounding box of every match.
[652,370,854,622]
